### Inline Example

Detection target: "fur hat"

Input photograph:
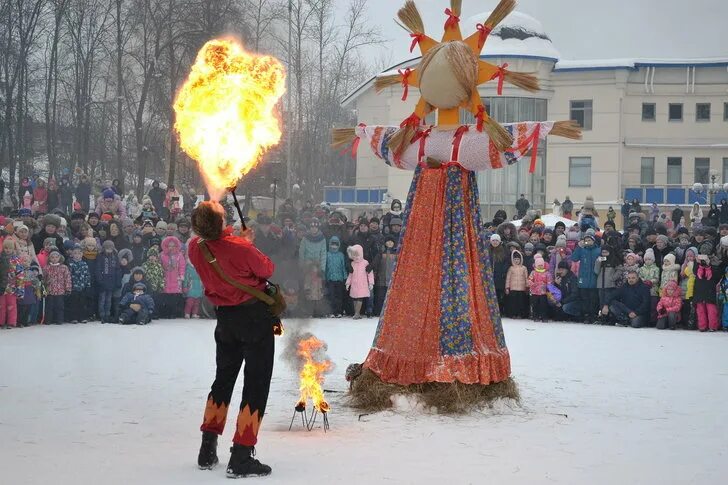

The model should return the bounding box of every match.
[43,214,63,229]
[155,221,168,230]
[102,240,116,252]
[656,235,670,246]
[643,248,655,263]
[118,248,133,263]
[555,235,567,248]
[524,242,535,252]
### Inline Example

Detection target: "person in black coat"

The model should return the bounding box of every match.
[489,234,510,314]
[75,175,92,213]
[554,261,580,320]
[604,270,651,328]
[32,214,66,258]
[693,255,725,332]
[720,200,728,224]
[707,203,720,228]
[147,180,166,214]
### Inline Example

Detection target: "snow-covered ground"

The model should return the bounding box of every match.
[1,318,727,484]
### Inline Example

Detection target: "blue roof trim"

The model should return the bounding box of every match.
[479,54,559,63]
[554,66,637,72]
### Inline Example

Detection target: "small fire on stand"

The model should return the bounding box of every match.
[289,335,332,432]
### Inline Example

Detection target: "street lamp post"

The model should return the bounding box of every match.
[271,177,279,220]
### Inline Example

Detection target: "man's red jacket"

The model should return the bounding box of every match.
[188,227,274,306]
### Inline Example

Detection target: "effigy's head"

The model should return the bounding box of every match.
[418,41,477,110]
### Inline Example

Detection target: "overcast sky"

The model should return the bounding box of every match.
[343,0,728,67]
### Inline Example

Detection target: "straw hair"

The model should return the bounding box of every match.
[483,116,513,151]
[504,70,540,92]
[348,368,520,414]
[387,124,418,156]
[397,0,424,34]
[331,127,357,148]
[485,0,516,29]
[550,120,583,140]
[449,0,462,16]
[374,73,403,93]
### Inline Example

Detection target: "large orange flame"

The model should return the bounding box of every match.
[173,38,286,199]
[297,336,333,413]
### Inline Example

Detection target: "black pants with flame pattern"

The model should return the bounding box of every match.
[200,300,275,446]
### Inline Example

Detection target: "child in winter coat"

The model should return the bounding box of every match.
[372,236,398,317]
[693,255,722,332]
[528,254,553,322]
[621,252,641,285]
[18,263,42,326]
[44,250,71,324]
[656,280,682,330]
[122,267,148,297]
[38,237,56,270]
[119,282,155,325]
[95,240,121,323]
[720,267,728,331]
[160,236,185,318]
[505,250,529,318]
[640,248,661,323]
[303,260,325,318]
[183,259,203,318]
[345,244,374,320]
[0,239,25,328]
[594,246,622,314]
[115,248,134,320]
[142,247,164,295]
[130,231,146,265]
[660,253,681,294]
[68,244,91,323]
[325,236,347,318]
[680,247,697,328]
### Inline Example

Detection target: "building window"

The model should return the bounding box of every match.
[669,103,683,121]
[569,157,591,187]
[694,158,710,184]
[724,102,728,121]
[723,158,728,184]
[667,157,682,185]
[640,157,655,185]
[696,103,711,122]
[570,100,592,130]
[642,103,656,121]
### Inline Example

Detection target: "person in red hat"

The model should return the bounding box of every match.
[188,201,276,478]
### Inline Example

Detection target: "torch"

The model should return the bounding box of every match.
[173,39,286,227]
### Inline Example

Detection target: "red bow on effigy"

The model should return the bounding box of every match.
[399,68,412,101]
[475,105,486,132]
[490,63,509,95]
[476,24,492,49]
[444,8,459,29]
[409,33,424,53]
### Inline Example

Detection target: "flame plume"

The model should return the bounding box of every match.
[297,335,333,413]
[173,38,286,199]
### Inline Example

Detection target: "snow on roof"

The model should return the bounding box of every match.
[555,57,728,71]
[465,11,560,60]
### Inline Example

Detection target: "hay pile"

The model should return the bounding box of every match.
[348,368,520,414]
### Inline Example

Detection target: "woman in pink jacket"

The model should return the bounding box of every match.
[656,280,682,330]
[528,254,553,322]
[345,244,374,320]
[160,236,186,318]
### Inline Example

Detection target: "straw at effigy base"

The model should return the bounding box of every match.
[397,0,424,34]
[483,116,514,151]
[504,70,540,92]
[484,0,516,30]
[348,368,520,414]
[374,73,403,93]
[550,120,583,140]
[331,127,357,149]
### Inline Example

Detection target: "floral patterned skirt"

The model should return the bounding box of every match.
[364,164,511,385]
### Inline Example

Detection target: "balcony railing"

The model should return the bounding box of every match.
[324,186,388,205]
[623,185,728,205]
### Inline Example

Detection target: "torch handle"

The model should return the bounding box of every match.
[229,188,247,231]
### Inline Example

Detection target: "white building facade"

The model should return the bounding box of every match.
[337,12,728,218]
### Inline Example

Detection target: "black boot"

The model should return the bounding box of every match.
[226,444,272,478]
[197,431,219,470]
